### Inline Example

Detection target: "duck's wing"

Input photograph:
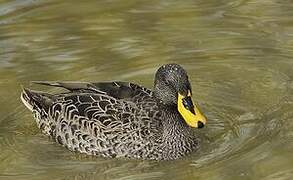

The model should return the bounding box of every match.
[21,85,162,157]
[30,81,158,125]
[31,81,107,94]
[32,81,153,102]
[22,81,162,158]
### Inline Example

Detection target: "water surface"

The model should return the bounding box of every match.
[1,0,293,179]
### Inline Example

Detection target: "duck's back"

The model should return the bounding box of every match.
[21,81,163,159]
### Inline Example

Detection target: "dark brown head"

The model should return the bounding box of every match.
[154,64,207,128]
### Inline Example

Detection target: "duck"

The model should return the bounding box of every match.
[20,63,207,160]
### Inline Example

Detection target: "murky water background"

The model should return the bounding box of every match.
[0,0,293,179]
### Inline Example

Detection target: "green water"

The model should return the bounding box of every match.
[1,0,293,179]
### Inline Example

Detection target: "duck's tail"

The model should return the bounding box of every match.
[21,88,58,137]
[20,88,53,113]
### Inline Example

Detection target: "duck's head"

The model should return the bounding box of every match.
[154,63,207,128]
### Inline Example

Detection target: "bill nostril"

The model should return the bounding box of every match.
[197,121,204,128]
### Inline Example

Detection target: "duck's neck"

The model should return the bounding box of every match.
[160,106,199,159]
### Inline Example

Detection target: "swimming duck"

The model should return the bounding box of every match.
[21,63,207,160]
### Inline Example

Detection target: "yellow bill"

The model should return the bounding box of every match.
[177,91,207,128]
